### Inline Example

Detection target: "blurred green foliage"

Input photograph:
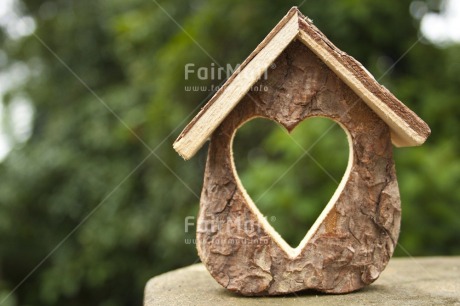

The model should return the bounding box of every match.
[0,0,458,305]
[234,118,349,247]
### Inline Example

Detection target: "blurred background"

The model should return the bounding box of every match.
[0,0,459,305]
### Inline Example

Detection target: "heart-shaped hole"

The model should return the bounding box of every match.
[233,117,350,250]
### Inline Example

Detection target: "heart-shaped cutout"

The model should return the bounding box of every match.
[232,117,351,254]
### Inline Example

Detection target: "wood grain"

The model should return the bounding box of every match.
[196,41,401,295]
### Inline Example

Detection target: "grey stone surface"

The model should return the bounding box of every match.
[144,257,460,305]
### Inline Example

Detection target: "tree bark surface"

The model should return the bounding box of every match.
[197,41,401,295]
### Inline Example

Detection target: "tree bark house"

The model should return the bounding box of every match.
[173,7,430,296]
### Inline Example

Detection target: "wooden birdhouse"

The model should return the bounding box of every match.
[173,7,430,295]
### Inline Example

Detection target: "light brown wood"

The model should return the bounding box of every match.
[173,7,430,159]
[197,41,401,295]
[173,9,299,160]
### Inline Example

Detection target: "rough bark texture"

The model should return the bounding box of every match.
[197,41,401,295]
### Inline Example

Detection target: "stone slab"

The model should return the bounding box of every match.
[144,257,460,305]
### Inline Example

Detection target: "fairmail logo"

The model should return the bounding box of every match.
[184,62,276,92]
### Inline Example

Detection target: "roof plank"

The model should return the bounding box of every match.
[173,8,299,160]
[296,16,430,147]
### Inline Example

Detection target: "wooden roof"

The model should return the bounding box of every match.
[173,7,430,160]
